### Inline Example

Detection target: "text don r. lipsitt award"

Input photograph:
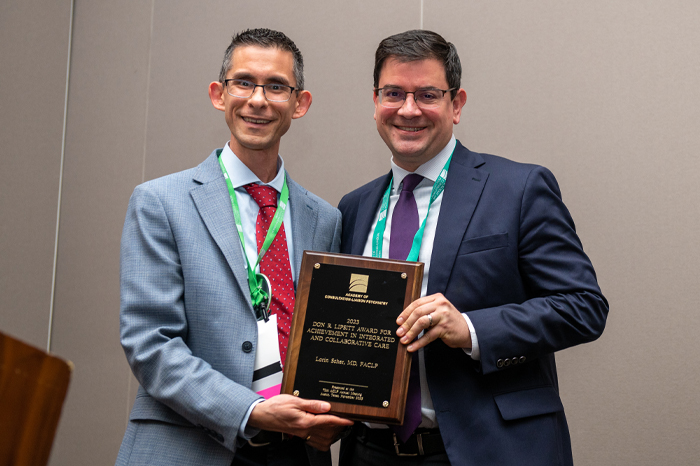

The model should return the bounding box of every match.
[281,251,423,424]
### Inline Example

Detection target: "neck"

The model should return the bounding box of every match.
[230,140,279,183]
[392,153,437,173]
[392,159,423,173]
[246,159,278,183]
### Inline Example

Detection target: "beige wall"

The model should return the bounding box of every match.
[1,1,699,465]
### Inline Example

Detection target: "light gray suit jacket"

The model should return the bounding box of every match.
[116,150,342,466]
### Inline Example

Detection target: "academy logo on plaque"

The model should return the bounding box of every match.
[349,274,369,293]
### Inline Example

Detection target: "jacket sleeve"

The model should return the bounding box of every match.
[120,183,261,452]
[466,166,608,374]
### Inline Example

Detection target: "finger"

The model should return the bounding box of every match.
[294,398,332,414]
[304,425,345,451]
[397,300,436,338]
[396,300,417,326]
[396,295,433,325]
[399,304,437,343]
[406,327,437,352]
[309,414,354,427]
[306,436,332,451]
[305,430,334,445]
[399,312,432,343]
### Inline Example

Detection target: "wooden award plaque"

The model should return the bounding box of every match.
[281,251,423,424]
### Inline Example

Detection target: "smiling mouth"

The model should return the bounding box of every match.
[396,126,425,132]
[242,117,271,124]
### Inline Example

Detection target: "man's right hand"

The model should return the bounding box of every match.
[248,394,354,451]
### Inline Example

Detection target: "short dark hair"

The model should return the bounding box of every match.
[219,28,305,90]
[374,30,461,99]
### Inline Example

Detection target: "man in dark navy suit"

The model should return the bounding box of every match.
[338,30,608,466]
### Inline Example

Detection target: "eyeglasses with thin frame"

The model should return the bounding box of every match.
[223,79,297,102]
[375,87,456,109]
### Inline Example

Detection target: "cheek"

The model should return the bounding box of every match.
[275,112,293,134]
[375,108,393,126]
[225,102,238,119]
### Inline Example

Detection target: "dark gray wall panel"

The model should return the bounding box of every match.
[48,1,153,465]
[0,0,72,348]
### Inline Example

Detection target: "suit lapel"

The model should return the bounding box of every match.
[351,172,392,255]
[288,174,317,283]
[190,151,253,311]
[428,143,488,296]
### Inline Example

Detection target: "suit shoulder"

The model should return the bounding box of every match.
[135,166,197,193]
[463,148,557,183]
[339,174,388,209]
[131,151,219,199]
[286,175,340,217]
[474,150,541,173]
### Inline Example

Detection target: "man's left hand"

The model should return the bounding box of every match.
[396,293,472,351]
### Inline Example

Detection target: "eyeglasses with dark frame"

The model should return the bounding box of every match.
[223,79,297,102]
[375,87,456,109]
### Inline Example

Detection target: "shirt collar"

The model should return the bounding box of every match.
[390,135,456,192]
[220,142,286,192]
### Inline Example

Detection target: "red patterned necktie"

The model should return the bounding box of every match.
[389,173,424,442]
[244,183,295,366]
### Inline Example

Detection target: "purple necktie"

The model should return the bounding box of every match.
[389,173,423,442]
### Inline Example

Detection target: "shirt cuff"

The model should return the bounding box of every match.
[462,313,480,361]
[238,398,264,439]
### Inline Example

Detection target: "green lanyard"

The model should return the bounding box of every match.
[372,152,453,262]
[218,153,289,320]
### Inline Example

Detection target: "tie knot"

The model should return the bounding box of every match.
[401,173,423,193]
[244,183,278,208]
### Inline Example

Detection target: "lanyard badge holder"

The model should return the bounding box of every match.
[254,273,272,321]
[219,153,287,398]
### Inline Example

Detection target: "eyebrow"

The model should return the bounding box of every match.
[229,72,291,86]
[380,84,442,91]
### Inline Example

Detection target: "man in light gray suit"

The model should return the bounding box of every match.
[116,29,352,466]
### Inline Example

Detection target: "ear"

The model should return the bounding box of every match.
[452,88,467,125]
[292,90,312,119]
[209,81,226,111]
[373,90,379,122]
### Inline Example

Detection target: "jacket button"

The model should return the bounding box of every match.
[242,341,253,352]
[510,357,518,365]
[497,359,504,368]
[519,356,527,364]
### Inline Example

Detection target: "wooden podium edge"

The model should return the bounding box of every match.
[0,331,73,466]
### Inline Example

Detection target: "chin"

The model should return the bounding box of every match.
[393,145,426,159]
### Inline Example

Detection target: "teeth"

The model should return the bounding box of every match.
[397,126,423,132]
[243,117,270,124]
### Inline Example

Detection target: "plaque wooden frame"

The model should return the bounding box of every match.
[281,251,423,424]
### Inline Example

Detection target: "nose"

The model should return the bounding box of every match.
[248,85,268,106]
[397,92,422,118]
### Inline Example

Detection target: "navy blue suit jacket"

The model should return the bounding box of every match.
[338,141,608,465]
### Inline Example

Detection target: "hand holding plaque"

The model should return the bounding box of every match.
[281,251,423,424]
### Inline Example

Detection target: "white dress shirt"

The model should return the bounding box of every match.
[361,135,480,428]
[219,142,295,281]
